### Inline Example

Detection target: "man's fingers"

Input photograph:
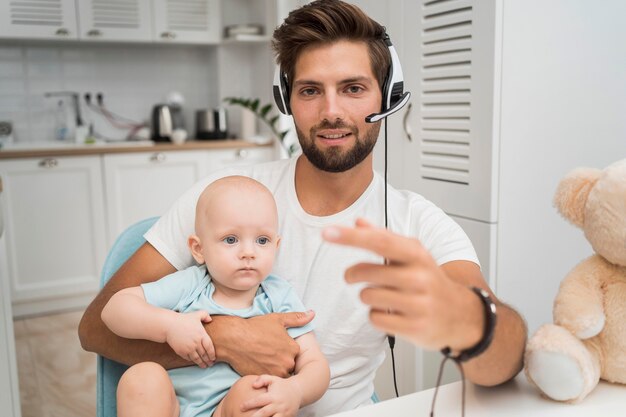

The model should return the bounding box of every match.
[359,287,425,316]
[322,218,435,266]
[276,310,315,329]
[344,263,426,290]
[368,310,426,343]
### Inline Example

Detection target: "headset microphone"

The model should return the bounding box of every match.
[365,92,410,123]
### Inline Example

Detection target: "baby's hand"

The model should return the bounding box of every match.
[165,310,215,368]
[241,375,302,417]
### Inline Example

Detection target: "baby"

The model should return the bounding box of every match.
[102,175,329,417]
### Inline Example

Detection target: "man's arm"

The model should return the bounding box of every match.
[322,218,527,386]
[439,260,527,386]
[79,242,313,376]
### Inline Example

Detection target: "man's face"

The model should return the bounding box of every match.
[290,40,383,173]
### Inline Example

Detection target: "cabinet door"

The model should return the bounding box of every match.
[77,0,152,42]
[153,0,220,44]
[400,0,499,223]
[0,156,107,317]
[206,147,276,173]
[103,150,207,242]
[0,0,78,40]
[0,196,21,416]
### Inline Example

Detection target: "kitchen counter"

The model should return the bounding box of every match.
[0,139,272,159]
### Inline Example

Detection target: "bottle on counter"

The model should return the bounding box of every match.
[54,100,69,141]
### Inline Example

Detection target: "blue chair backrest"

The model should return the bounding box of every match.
[97,217,158,417]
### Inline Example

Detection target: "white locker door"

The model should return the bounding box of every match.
[402,0,500,223]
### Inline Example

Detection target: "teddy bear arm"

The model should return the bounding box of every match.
[553,257,606,339]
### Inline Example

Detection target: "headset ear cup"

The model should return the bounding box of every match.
[381,61,393,113]
[280,72,291,115]
[273,67,291,115]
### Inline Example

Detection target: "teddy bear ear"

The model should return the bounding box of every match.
[553,167,602,228]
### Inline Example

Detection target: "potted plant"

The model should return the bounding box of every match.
[223,97,299,157]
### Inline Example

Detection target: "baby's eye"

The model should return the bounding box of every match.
[223,236,238,244]
[256,236,269,245]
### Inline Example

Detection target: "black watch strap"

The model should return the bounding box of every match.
[441,286,497,363]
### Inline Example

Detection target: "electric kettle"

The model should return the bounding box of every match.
[151,104,185,142]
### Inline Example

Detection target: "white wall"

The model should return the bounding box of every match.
[496,0,626,335]
[0,43,217,143]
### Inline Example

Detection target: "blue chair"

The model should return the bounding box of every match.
[97,217,158,417]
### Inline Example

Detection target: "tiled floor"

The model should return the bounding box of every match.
[14,310,96,417]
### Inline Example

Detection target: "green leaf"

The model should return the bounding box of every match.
[260,104,272,117]
[268,115,279,127]
[250,99,260,112]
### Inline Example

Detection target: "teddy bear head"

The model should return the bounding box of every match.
[553,158,626,267]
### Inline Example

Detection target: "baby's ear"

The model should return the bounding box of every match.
[188,235,205,264]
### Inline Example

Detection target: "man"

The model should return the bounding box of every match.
[79,1,527,416]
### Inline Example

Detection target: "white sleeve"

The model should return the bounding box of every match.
[411,201,480,268]
[144,168,240,270]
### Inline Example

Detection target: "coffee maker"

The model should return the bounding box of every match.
[151,104,185,142]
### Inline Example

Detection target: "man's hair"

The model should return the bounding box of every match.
[272,0,390,92]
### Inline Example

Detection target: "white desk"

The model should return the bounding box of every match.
[329,374,626,417]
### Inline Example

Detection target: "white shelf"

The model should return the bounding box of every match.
[221,34,271,44]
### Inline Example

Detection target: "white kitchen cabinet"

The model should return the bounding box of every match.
[103,150,208,243]
[78,0,153,42]
[152,0,221,44]
[206,146,276,171]
[0,0,79,40]
[0,156,107,317]
[0,185,21,417]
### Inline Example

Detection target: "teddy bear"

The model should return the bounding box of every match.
[524,158,626,402]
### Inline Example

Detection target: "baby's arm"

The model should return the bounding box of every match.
[240,332,330,416]
[289,332,330,405]
[102,287,215,368]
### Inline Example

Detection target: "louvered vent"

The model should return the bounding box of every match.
[166,0,209,31]
[420,0,473,185]
[8,0,64,26]
[91,0,140,29]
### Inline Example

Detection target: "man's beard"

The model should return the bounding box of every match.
[296,119,381,173]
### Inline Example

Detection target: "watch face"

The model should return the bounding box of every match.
[0,121,12,137]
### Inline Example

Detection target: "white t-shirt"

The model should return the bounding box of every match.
[145,156,479,417]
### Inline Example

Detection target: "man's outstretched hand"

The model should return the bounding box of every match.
[207,311,315,377]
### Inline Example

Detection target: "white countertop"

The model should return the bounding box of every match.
[329,374,626,417]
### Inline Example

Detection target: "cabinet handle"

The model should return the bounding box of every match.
[55,28,70,36]
[87,29,102,37]
[403,102,413,142]
[160,31,177,40]
[235,149,249,159]
[150,153,166,163]
[38,158,58,168]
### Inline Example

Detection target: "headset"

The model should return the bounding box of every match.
[272,32,411,123]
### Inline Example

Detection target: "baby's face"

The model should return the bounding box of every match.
[198,188,279,291]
